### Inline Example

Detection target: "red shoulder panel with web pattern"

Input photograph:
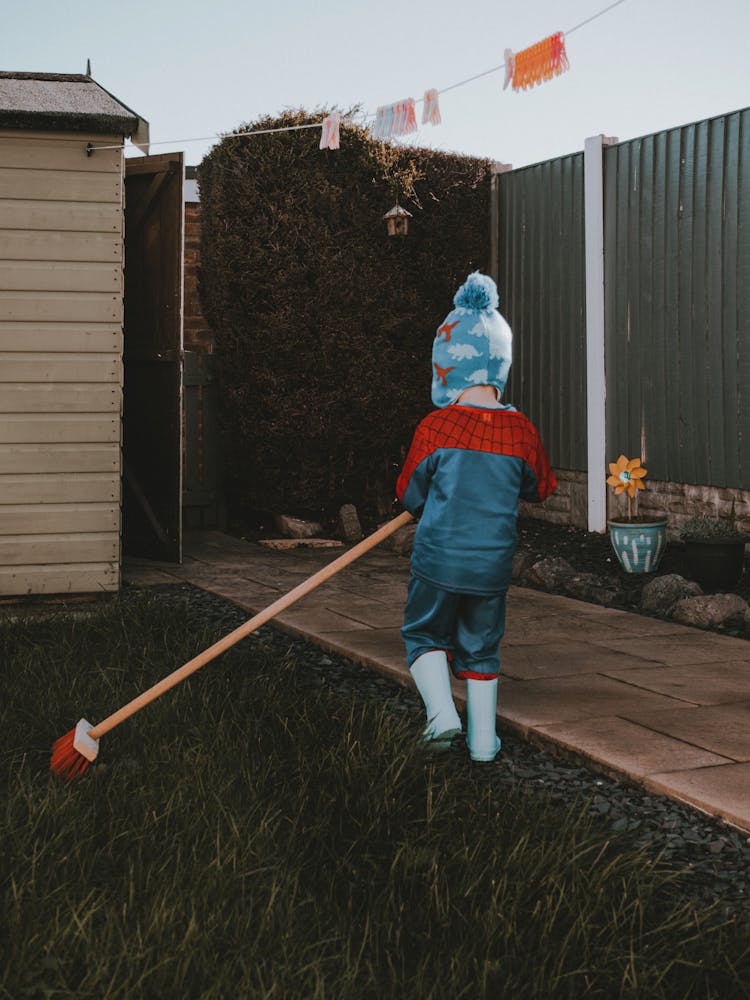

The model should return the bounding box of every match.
[397,407,556,502]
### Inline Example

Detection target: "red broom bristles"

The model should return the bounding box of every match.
[50,729,92,781]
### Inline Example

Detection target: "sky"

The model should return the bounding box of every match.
[3,0,749,170]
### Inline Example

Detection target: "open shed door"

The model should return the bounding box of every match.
[123,152,184,561]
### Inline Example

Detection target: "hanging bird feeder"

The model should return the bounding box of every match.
[383,203,412,237]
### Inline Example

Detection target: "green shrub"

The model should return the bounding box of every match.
[197,109,494,521]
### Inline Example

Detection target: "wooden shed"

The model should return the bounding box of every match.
[0,72,184,598]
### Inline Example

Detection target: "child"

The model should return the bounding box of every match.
[396,272,556,761]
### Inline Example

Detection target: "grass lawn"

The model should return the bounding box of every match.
[2,588,750,999]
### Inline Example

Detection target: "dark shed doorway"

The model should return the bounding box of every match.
[122,152,184,561]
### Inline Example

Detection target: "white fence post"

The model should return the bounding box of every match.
[584,134,617,533]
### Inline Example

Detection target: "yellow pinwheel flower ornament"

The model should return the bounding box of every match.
[607,455,647,519]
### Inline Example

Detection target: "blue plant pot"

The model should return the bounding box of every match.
[607,519,668,574]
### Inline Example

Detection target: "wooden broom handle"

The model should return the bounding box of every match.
[90,511,413,740]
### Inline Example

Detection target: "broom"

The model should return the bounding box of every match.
[50,510,413,780]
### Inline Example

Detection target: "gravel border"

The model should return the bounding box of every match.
[140,581,750,919]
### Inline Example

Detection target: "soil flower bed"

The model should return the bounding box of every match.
[515,518,750,638]
[3,586,750,997]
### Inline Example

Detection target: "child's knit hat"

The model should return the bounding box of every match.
[431,272,513,408]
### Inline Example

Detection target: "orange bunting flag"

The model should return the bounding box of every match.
[510,31,569,92]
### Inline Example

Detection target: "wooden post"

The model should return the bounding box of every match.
[489,161,513,287]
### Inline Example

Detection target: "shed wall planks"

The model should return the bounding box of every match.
[0,473,119,503]
[0,291,121,323]
[0,383,119,412]
[0,200,121,232]
[0,533,119,566]
[0,130,124,595]
[0,322,121,352]
[0,414,120,443]
[0,259,122,292]
[0,563,118,596]
[0,230,121,263]
[0,443,119,474]
[0,504,118,535]
[0,167,121,203]
[0,353,120,382]
[0,134,121,172]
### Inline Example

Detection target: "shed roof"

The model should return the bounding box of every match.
[0,72,149,149]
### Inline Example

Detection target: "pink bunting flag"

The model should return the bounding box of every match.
[422,89,441,126]
[374,98,418,140]
[319,112,341,150]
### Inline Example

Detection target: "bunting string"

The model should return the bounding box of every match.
[88,0,630,154]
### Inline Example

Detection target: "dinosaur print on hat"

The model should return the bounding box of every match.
[431,272,513,408]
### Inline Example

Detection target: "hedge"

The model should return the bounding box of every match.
[197,109,495,522]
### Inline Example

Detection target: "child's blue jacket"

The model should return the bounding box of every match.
[396,404,557,594]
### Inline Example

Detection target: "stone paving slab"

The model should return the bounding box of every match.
[601,660,750,706]
[309,627,410,686]
[499,674,697,730]
[534,716,733,779]
[592,632,750,666]
[501,641,669,681]
[502,610,689,645]
[123,530,750,832]
[644,763,750,833]
[213,584,287,608]
[277,606,375,633]
[317,593,405,629]
[621,703,750,762]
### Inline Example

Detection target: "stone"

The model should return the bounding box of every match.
[641,574,703,614]
[383,523,417,556]
[672,593,749,629]
[563,572,623,607]
[519,555,622,606]
[274,514,324,539]
[338,504,363,543]
[523,556,576,590]
[512,549,536,580]
[258,538,344,551]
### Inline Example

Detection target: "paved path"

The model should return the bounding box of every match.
[124,529,750,833]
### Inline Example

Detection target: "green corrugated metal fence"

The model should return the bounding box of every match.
[495,154,588,472]
[494,107,750,491]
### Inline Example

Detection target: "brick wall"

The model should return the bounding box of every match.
[519,469,589,529]
[521,469,750,539]
[184,202,212,353]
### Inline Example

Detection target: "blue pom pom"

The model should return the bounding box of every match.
[453,271,499,312]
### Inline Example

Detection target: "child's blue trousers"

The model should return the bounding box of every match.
[401,575,507,680]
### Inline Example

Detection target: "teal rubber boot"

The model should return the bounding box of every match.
[466,678,501,762]
[409,651,462,749]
